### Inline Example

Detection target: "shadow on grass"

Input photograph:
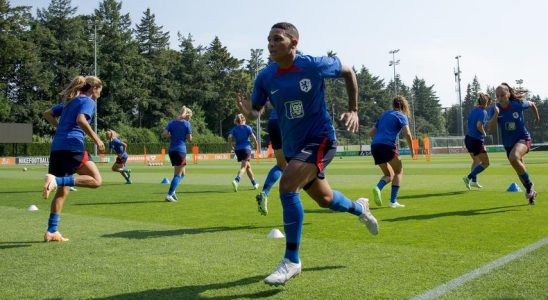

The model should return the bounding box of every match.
[398,191,467,200]
[0,190,40,194]
[103,225,279,239]
[382,204,527,222]
[98,266,345,300]
[73,200,163,206]
[304,209,336,214]
[0,244,32,250]
[0,240,42,250]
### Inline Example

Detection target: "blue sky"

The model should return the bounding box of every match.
[12,0,548,107]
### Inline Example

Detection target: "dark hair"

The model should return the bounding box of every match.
[271,22,299,40]
[500,82,526,101]
[477,93,491,106]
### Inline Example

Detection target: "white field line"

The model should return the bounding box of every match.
[411,237,548,300]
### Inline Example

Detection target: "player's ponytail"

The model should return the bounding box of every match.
[60,76,86,102]
[392,95,410,117]
[500,82,526,102]
[180,106,193,120]
[234,113,246,125]
[477,93,491,107]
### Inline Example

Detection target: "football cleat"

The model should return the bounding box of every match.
[356,198,379,235]
[165,194,177,203]
[44,231,69,242]
[372,186,382,206]
[470,181,483,188]
[264,258,302,286]
[462,177,471,190]
[256,192,268,216]
[388,202,405,208]
[253,183,260,190]
[232,180,239,192]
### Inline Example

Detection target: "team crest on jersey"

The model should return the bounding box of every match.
[512,112,519,119]
[285,100,304,119]
[299,78,312,93]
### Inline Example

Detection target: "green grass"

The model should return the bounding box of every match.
[0,153,547,299]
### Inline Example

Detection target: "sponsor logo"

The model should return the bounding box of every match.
[285,100,304,119]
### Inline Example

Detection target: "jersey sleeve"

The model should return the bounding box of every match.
[251,72,268,109]
[480,110,488,124]
[80,99,95,120]
[311,55,342,78]
[51,104,64,117]
[400,114,409,126]
[165,121,172,132]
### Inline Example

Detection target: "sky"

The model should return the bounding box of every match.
[11,0,548,107]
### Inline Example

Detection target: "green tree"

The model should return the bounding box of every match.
[135,8,169,56]
[411,77,445,135]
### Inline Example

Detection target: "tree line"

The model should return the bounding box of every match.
[1,0,546,146]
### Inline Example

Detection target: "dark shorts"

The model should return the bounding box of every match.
[371,143,398,165]
[235,149,251,162]
[267,118,282,150]
[504,139,531,158]
[465,135,486,156]
[48,150,92,177]
[286,138,337,180]
[115,153,128,165]
[169,151,187,166]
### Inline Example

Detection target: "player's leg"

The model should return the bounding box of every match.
[387,156,405,207]
[245,161,258,189]
[508,142,535,204]
[44,187,70,242]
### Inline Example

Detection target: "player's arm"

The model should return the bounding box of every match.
[250,133,258,148]
[476,120,487,137]
[43,109,58,127]
[161,129,170,139]
[121,141,127,153]
[186,133,193,143]
[228,134,234,150]
[77,114,104,152]
[338,64,359,133]
[368,127,377,138]
[487,106,499,133]
[402,125,414,157]
[236,93,262,121]
[528,101,540,126]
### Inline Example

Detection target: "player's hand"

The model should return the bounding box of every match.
[97,140,105,153]
[236,93,251,113]
[339,111,359,133]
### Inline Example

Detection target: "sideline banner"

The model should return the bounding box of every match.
[1,157,16,165]
[17,156,49,165]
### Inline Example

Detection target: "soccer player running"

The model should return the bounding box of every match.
[255,108,286,215]
[488,83,540,205]
[228,113,259,192]
[106,130,132,184]
[237,22,378,286]
[462,93,491,189]
[370,96,415,208]
[42,75,105,242]
[161,106,193,202]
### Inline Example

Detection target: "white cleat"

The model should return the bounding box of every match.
[165,194,177,202]
[470,181,483,189]
[253,183,260,190]
[356,198,379,235]
[232,180,239,192]
[388,202,405,208]
[462,177,471,190]
[43,174,57,200]
[264,258,302,286]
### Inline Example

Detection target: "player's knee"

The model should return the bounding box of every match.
[91,176,102,188]
[315,195,331,208]
[483,161,490,168]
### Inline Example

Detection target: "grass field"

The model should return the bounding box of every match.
[0,153,547,299]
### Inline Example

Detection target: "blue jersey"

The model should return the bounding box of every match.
[165,119,192,153]
[466,107,487,141]
[230,124,254,150]
[372,110,409,147]
[252,55,341,157]
[109,138,126,156]
[489,100,531,147]
[51,95,95,152]
[269,108,278,120]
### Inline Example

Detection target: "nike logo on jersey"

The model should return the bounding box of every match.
[301,150,312,155]
[271,89,279,95]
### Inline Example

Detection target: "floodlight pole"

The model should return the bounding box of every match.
[389,49,400,97]
[454,55,463,136]
[93,23,98,156]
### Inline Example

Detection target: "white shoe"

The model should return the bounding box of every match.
[356,198,379,235]
[264,258,302,286]
[388,202,405,208]
[462,177,471,190]
[253,183,260,190]
[69,186,78,192]
[470,181,483,189]
[165,194,177,202]
[43,174,57,199]
[172,193,179,201]
[232,180,239,192]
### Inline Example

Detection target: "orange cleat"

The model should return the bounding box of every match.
[44,231,69,242]
[43,174,57,200]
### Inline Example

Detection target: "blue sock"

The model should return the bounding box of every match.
[47,213,60,233]
[519,172,532,192]
[234,176,240,183]
[251,179,257,186]
[263,165,283,196]
[168,175,182,195]
[390,185,400,203]
[329,191,363,216]
[55,176,75,187]
[377,179,387,191]
[469,165,485,181]
[280,192,303,264]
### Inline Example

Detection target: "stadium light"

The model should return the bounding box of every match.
[389,49,400,97]
[454,55,463,137]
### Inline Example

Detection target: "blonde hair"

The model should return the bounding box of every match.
[180,106,193,119]
[392,96,410,116]
[477,93,491,107]
[106,130,118,140]
[60,75,103,102]
[234,113,246,124]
